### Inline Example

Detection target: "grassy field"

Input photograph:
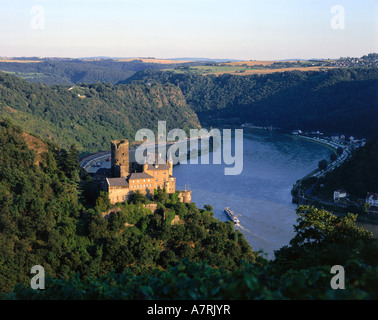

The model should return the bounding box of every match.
[0,59,42,63]
[1,71,46,80]
[165,65,250,75]
[222,60,276,66]
[115,58,191,64]
[163,64,336,76]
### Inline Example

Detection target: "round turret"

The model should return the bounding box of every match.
[111,139,129,178]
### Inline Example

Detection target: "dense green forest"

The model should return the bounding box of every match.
[0,121,378,300]
[1,61,378,299]
[126,68,378,138]
[1,67,377,157]
[0,121,256,293]
[0,71,200,153]
[309,136,378,199]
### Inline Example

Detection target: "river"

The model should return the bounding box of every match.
[173,128,336,259]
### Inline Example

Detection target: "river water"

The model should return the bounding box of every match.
[173,128,334,259]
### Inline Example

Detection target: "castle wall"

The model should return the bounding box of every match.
[164,178,176,194]
[108,186,131,204]
[179,190,192,203]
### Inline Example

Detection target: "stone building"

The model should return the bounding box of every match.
[104,139,188,205]
[111,139,129,178]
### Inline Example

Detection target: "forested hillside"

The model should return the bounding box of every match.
[0,58,209,85]
[126,68,378,138]
[312,136,378,199]
[1,63,378,300]
[1,119,378,300]
[1,66,376,156]
[0,72,200,153]
[0,121,257,293]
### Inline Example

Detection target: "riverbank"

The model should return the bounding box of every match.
[285,133,338,153]
[290,133,352,193]
[289,135,378,229]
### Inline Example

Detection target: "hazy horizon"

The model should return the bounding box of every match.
[1,55,376,61]
[1,0,377,60]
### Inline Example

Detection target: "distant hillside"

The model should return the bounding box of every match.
[126,68,378,138]
[0,58,210,85]
[315,136,378,198]
[0,72,200,153]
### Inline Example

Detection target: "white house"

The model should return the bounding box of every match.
[331,135,340,141]
[366,193,378,207]
[334,189,347,202]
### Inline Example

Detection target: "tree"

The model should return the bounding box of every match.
[337,147,344,156]
[65,144,80,180]
[158,249,178,269]
[318,159,328,171]
[154,187,169,203]
[204,204,213,212]
[330,153,337,162]
[96,191,111,211]
[130,190,147,204]
[273,205,374,274]
[359,202,371,215]
[290,206,372,247]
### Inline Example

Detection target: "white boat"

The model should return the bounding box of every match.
[224,207,240,224]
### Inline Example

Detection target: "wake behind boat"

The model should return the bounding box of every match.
[224,207,240,224]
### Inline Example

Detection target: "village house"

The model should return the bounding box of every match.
[333,189,347,202]
[366,193,378,207]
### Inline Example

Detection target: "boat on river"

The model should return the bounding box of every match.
[224,207,240,224]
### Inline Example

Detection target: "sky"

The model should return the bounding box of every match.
[0,0,377,60]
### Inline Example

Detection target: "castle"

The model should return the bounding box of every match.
[104,139,191,205]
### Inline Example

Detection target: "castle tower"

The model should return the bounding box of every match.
[168,151,173,176]
[143,157,148,173]
[179,190,192,204]
[111,139,129,178]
